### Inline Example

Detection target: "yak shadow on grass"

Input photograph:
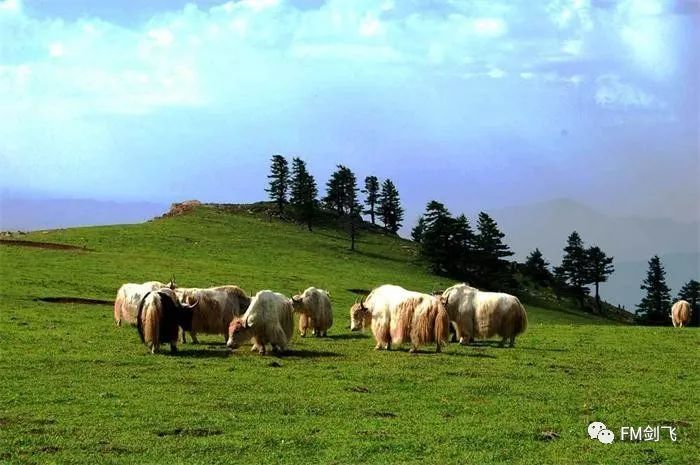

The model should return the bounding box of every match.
[171,348,232,358]
[445,350,498,359]
[324,332,369,341]
[518,346,569,353]
[279,349,343,359]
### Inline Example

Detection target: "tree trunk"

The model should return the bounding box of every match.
[350,218,356,251]
[595,282,601,314]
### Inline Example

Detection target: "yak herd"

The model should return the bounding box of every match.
[114,279,530,355]
[115,279,693,355]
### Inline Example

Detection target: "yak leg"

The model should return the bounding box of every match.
[189,331,200,344]
[509,335,516,348]
[273,326,289,353]
[499,337,507,348]
[409,344,418,354]
[170,342,178,353]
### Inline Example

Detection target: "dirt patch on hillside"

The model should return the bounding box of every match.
[0,239,89,251]
[160,200,202,218]
[35,297,112,306]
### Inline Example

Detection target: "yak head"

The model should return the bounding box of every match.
[226,317,252,350]
[290,294,304,312]
[349,298,370,331]
[177,299,197,331]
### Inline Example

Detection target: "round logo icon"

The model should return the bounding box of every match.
[588,422,607,439]
[597,429,615,444]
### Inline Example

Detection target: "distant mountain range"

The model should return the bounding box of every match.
[0,196,167,231]
[2,195,697,310]
[488,198,699,310]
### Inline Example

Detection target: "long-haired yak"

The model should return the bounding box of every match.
[176,285,251,343]
[441,283,528,348]
[114,278,176,326]
[226,290,294,355]
[349,284,449,353]
[671,300,692,328]
[291,287,333,337]
[136,289,196,354]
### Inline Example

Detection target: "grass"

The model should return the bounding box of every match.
[0,205,698,464]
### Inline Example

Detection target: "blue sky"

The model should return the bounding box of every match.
[1,0,698,226]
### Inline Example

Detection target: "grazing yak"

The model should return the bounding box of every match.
[292,287,333,337]
[226,290,294,355]
[176,286,251,343]
[671,300,692,328]
[349,284,449,353]
[136,288,197,354]
[114,279,176,326]
[441,283,527,348]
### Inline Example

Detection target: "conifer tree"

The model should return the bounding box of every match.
[362,176,380,225]
[586,246,615,313]
[561,231,589,306]
[636,255,672,325]
[377,179,404,234]
[289,157,318,231]
[265,155,289,212]
[473,212,513,287]
[525,248,551,284]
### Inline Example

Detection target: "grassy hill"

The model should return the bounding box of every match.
[0,204,697,464]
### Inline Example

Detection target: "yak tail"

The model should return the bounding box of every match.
[114,288,124,325]
[136,291,153,344]
[513,300,528,336]
[435,304,450,345]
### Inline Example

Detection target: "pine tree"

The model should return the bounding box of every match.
[524,248,551,284]
[323,165,350,215]
[586,246,615,314]
[473,212,513,287]
[378,179,404,234]
[362,176,380,225]
[265,155,289,212]
[415,201,455,275]
[450,214,475,279]
[411,216,426,243]
[345,170,360,251]
[561,231,589,306]
[636,255,672,325]
[552,265,569,300]
[289,157,318,231]
[677,279,700,326]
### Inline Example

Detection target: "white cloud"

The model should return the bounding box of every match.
[471,17,507,37]
[0,0,20,12]
[358,15,382,37]
[488,67,506,79]
[148,28,175,46]
[48,42,65,57]
[595,74,664,109]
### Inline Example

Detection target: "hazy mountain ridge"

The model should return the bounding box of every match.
[488,198,699,309]
[0,196,168,231]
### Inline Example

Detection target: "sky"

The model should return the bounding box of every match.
[1,0,698,229]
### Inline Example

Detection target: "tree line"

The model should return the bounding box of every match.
[265,155,699,325]
[265,155,404,250]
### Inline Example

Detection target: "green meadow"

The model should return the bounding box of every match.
[0,205,697,464]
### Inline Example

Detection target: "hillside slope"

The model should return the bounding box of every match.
[0,204,609,325]
[0,205,697,465]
